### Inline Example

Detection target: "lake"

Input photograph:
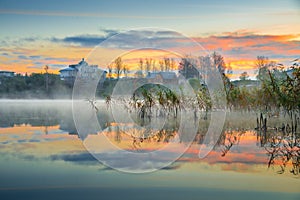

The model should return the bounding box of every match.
[0,100,299,200]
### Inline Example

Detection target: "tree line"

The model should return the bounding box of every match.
[0,73,72,98]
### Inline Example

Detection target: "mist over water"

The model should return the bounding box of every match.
[0,100,299,199]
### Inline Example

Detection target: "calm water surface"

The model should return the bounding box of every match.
[0,100,299,200]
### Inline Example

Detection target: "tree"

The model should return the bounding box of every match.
[114,57,123,79]
[145,58,152,73]
[226,63,233,77]
[44,65,49,94]
[107,64,112,79]
[256,56,269,69]
[159,60,164,71]
[239,71,249,81]
[170,58,175,70]
[139,58,144,72]
[178,57,200,79]
[152,59,156,72]
[122,64,128,77]
[212,52,226,74]
[256,56,269,81]
[164,57,170,71]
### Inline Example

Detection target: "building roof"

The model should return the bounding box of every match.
[69,64,78,68]
[147,71,177,80]
[160,72,177,79]
[59,58,98,76]
[59,67,77,72]
[68,58,89,69]
[78,58,87,65]
[146,72,158,79]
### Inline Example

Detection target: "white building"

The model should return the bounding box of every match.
[59,67,77,81]
[59,58,100,82]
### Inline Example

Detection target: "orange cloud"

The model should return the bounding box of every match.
[1,31,299,78]
[0,43,92,74]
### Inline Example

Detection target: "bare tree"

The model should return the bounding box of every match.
[114,57,123,79]
[159,60,164,71]
[122,64,128,77]
[152,59,156,72]
[107,64,112,79]
[164,57,170,71]
[212,52,226,74]
[239,71,249,81]
[226,62,233,76]
[170,58,175,70]
[44,65,49,94]
[256,56,269,80]
[256,56,269,69]
[139,58,144,72]
[145,58,152,73]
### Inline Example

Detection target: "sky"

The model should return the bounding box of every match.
[0,0,299,79]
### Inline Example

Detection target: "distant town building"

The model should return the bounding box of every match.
[0,70,15,77]
[146,71,178,84]
[134,70,144,78]
[59,58,106,85]
[59,67,77,81]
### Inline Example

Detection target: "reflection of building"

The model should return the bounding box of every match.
[0,70,15,77]
[146,71,178,84]
[59,58,105,85]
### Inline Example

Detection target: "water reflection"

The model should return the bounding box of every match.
[0,101,299,176]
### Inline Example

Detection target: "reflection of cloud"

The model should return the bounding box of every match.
[1,52,9,55]
[50,153,99,165]
[100,163,180,171]
[28,139,41,143]
[89,148,185,172]
[49,151,182,171]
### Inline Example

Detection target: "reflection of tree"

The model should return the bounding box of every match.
[107,122,178,152]
[128,128,177,151]
[221,132,238,157]
[254,110,300,176]
[265,135,300,175]
[86,98,99,112]
[44,126,48,135]
[0,102,111,138]
[215,130,245,157]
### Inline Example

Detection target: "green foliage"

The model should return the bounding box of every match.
[188,78,201,91]
[97,79,117,98]
[0,73,72,98]
[239,72,249,81]
[226,58,300,114]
